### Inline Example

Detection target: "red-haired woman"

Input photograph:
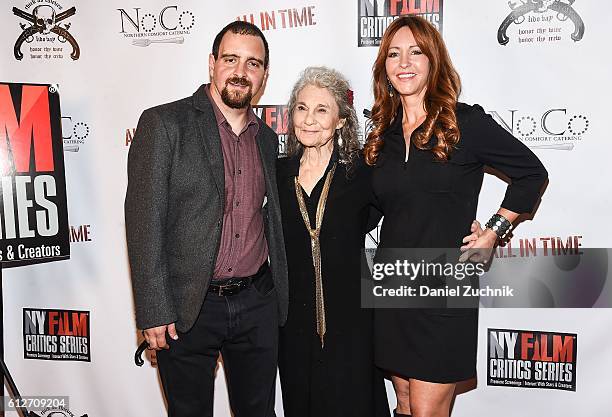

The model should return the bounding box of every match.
[366,16,547,417]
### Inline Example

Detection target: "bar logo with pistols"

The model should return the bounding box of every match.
[497,0,585,46]
[11,2,80,61]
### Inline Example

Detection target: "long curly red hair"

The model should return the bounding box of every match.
[364,16,461,165]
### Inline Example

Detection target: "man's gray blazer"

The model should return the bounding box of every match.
[125,84,288,332]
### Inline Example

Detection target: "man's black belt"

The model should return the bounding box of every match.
[208,262,269,296]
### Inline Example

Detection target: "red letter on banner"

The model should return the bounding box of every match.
[0,84,54,174]
[47,311,59,335]
[72,312,89,336]
[521,332,534,360]
[552,335,574,363]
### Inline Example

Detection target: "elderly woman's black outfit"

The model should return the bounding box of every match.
[277,150,390,417]
[372,103,548,382]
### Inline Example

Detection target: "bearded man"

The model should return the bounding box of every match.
[125,21,288,417]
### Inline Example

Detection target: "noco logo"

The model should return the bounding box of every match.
[488,108,589,150]
[117,5,195,47]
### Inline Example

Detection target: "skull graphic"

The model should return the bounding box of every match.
[510,0,573,14]
[33,5,56,34]
[534,0,556,13]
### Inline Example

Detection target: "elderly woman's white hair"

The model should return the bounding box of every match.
[286,66,361,173]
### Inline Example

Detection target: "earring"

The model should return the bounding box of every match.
[337,131,343,147]
[387,78,394,97]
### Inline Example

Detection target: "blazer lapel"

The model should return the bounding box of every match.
[192,85,224,198]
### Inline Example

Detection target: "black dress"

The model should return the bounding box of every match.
[372,103,548,383]
[277,151,390,417]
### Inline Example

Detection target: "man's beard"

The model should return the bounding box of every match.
[221,75,253,109]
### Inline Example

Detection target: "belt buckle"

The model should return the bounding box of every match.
[218,282,239,296]
[218,283,233,296]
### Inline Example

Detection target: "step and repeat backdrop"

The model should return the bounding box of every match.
[1,1,611,416]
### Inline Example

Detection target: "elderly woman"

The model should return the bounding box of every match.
[276,66,390,417]
[366,16,548,417]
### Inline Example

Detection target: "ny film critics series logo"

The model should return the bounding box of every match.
[12,1,80,61]
[498,0,584,45]
[117,5,195,47]
[254,105,288,156]
[488,108,589,150]
[23,308,91,362]
[358,0,443,47]
[488,328,577,391]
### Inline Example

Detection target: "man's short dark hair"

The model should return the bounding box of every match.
[212,21,269,69]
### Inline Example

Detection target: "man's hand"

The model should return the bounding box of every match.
[147,349,158,366]
[144,323,178,350]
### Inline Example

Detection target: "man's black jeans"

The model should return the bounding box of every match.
[157,269,278,417]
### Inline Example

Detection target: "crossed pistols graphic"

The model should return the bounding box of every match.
[12,5,80,60]
[497,0,585,45]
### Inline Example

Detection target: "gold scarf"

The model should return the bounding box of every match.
[294,163,337,348]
